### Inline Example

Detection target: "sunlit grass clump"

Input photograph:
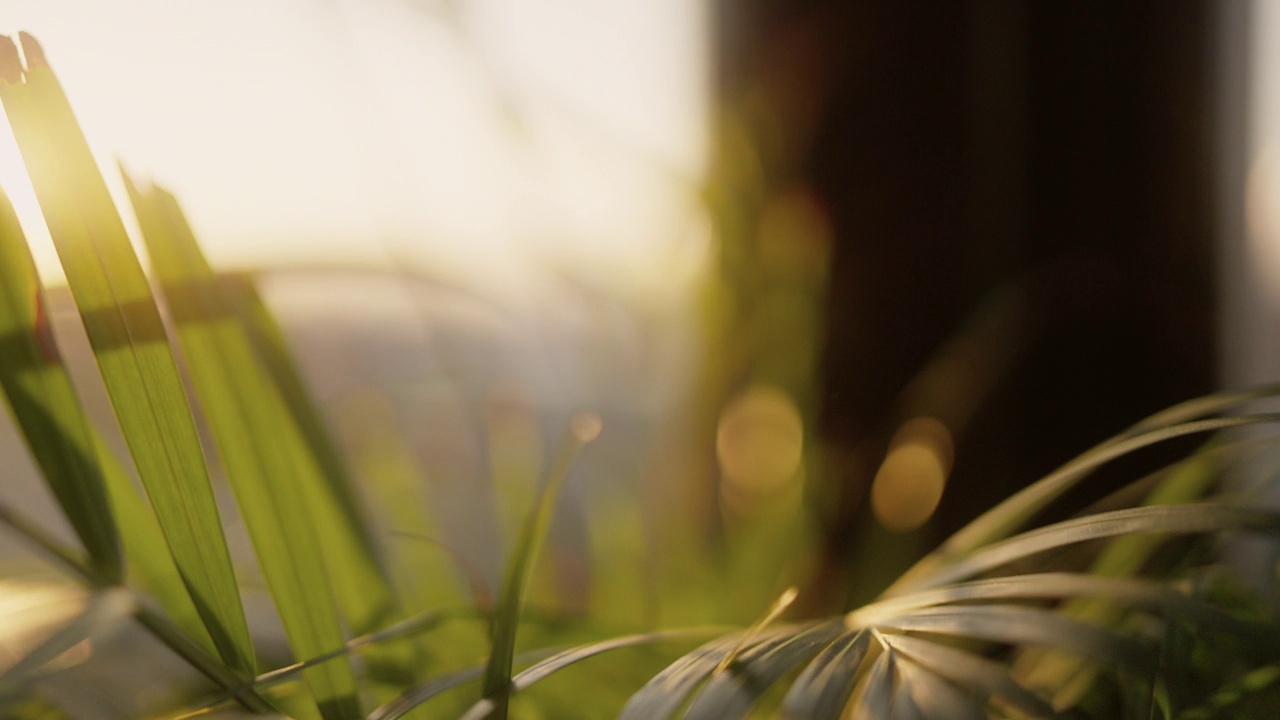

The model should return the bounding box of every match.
[2,31,1280,720]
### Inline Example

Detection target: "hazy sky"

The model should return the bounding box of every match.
[0,0,710,303]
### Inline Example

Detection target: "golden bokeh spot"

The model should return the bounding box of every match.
[871,417,954,532]
[571,410,603,443]
[717,385,804,499]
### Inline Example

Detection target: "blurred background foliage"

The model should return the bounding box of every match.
[0,0,1278,718]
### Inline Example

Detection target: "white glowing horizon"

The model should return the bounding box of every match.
[0,0,710,305]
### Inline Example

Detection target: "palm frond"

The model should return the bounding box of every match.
[617,633,761,720]
[780,629,871,720]
[878,634,1057,719]
[603,425,1280,719]
[681,621,844,720]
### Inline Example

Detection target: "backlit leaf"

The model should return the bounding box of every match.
[0,32,253,676]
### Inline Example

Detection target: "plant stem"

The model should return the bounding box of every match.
[134,606,274,713]
[0,503,93,579]
[0,502,270,712]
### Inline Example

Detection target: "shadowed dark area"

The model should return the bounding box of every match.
[716,1,1222,608]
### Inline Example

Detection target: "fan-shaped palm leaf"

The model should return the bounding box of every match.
[595,411,1280,720]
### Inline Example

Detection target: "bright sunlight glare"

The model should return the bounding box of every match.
[0,0,710,304]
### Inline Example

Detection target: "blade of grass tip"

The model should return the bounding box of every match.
[888,414,1280,595]
[0,33,254,676]
[713,586,801,675]
[0,92,270,720]
[479,412,601,719]
[0,181,121,583]
[145,182,401,641]
[151,180,430,701]
[123,176,358,718]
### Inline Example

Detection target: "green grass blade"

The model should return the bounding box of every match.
[123,176,360,718]
[145,181,430,703]
[367,648,559,720]
[0,502,87,576]
[510,629,721,692]
[132,607,275,714]
[0,359,221,658]
[480,423,596,718]
[181,609,460,717]
[0,33,253,676]
[224,270,396,631]
[367,666,488,720]
[454,630,721,720]
[0,183,215,653]
[0,187,121,583]
[92,433,219,653]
